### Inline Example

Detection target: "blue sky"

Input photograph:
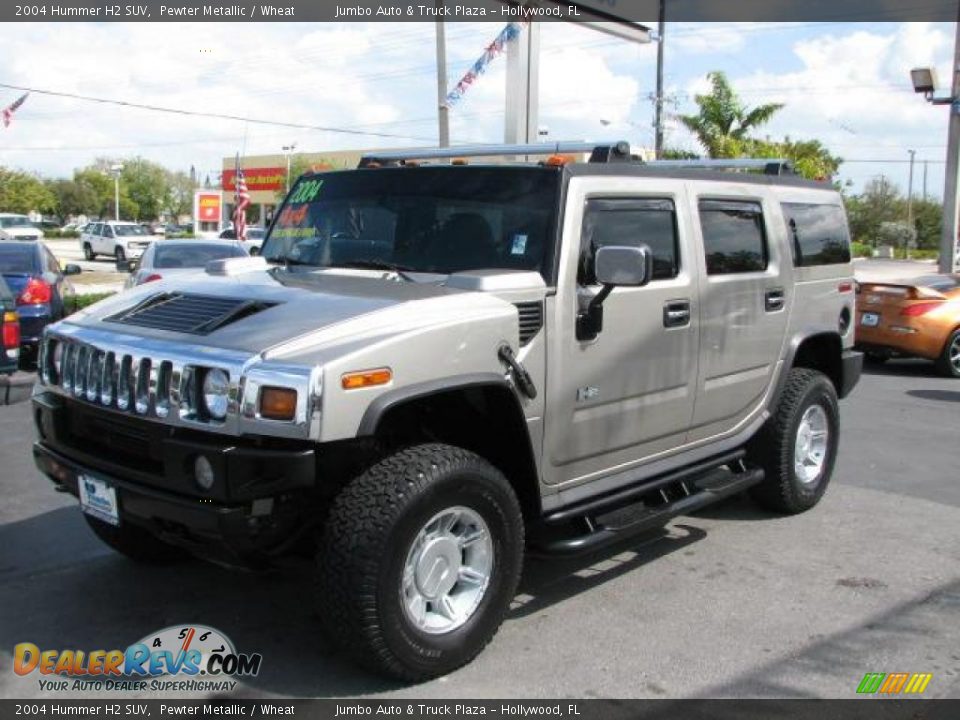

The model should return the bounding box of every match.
[0,21,954,199]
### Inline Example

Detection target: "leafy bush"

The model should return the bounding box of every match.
[850,241,873,258]
[893,248,939,261]
[42,229,80,239]
[65,292,115,315]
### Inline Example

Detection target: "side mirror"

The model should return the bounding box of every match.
[63,264,82,276]
[595,245,653,287]
[577,245,653,342]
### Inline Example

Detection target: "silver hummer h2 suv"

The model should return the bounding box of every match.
[32,142,862,681]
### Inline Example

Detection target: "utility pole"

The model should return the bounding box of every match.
[923,159,928,201]
[907,149,916,259]
[435,17,450,147]
[940,8,960,273]
[282,143,297,192]
[654,0,666,159]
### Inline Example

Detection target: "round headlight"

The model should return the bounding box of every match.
[202,368,230,420]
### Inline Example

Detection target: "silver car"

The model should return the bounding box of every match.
[123,239,247,289]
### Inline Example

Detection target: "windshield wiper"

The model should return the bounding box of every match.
[336,259,416,282]
[265,256,317,268]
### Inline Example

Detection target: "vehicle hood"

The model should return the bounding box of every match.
[63,267,517,355]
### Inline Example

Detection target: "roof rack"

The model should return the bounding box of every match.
[646,158,795,176]
[358,141,632,167]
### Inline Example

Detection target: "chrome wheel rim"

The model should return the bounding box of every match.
[949,334,960,373]
[400,506,493,635]
[794,405,829,485]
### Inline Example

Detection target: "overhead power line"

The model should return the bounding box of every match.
[0,82,434,143]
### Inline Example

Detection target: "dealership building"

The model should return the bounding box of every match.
[219,148,371,230]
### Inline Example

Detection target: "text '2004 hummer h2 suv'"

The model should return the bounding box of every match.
[32,142,862,681]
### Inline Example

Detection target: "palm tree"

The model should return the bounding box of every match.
[679,72,784,158]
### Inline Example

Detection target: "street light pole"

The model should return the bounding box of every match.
[110,163,123,221]
[435,18,450,147]
[940,11,960,273]
[654,0,666,159]
[282,143,297,192]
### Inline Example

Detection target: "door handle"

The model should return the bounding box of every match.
[663,300,691,328]
[764,288,786,312]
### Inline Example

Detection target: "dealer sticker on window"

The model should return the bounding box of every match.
[78,474,119,526]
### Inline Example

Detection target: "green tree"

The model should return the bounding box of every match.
[910,199,942,250]
[845,176,903,247]
[679,71,784,158]
[164,170,195,219]
[73,167,139,220]
[0,167,56,215]
[119,157,170,221]
[742,137,842,181]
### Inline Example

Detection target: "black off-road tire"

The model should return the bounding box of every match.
[316,443,524,682]
[82,243,94,261]
[114,247,126,263]
[935,329,960,378]
[748,368,840,514]
[863,352,888,365]
[84,516,187,564]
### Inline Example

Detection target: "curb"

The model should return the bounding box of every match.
[0,371,34,406]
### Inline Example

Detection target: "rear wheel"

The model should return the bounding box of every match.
[84,516,187,564]
[82,243,94,261]
[935,329,960,378]
[748,368,839,514]
[316,443,524,681]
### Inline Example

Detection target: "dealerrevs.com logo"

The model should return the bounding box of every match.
[13,625,262,692]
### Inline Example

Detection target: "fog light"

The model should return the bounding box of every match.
[260,387,297,421]
[194,456,215,492]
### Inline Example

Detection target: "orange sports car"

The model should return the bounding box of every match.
[855,274,960,378]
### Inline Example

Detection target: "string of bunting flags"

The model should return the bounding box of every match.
[444,22,528,108]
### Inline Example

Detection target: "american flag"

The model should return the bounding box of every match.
[2,93,28,128]
[232,157,250,242]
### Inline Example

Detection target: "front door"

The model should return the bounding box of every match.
[543,178,700,488]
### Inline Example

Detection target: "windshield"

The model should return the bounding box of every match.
[114,224,149,237]
[0,216,35,229]
[154,243,245,268]
[0,244,38,273]
[262,167,560,278]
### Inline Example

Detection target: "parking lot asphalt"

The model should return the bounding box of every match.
[1,360,958,700]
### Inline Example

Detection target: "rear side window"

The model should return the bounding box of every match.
[0,244,39,273]
[781,202,851,266]
[699,200,767,275]
[0,274,12,302]
[579,198,680,284]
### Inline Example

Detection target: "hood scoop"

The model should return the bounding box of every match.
[105,292,278,335]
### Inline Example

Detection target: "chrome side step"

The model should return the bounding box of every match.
[531,466,764,556]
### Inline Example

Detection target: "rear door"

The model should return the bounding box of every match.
[688,187,792,442]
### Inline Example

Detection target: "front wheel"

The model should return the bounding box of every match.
[82,243,94,261]
[748,368,840,514]
[316,443,524,681]
[115,246,126,263]
[935,329,960,378]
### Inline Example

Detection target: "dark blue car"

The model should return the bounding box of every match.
[0,275,19,375]
[0,241,80,363]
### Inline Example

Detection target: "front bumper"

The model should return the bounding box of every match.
[32,391,318,564]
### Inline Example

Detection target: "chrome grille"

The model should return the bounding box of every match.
[42,336,208,421]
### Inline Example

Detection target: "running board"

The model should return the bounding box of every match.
[532,467,764,556]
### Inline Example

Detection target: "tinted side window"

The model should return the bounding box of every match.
[781,203,851,266]
[699,200,767,275]
[579,198,679,284]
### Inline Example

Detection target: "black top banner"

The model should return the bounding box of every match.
[3,0,959,23]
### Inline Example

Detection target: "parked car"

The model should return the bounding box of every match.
[123,239,247,289]
[856,274,960,377]
[0,213,44,241]
[0,275,19,374]
[219,226,266,254]
[32,143,861,681]
[79,221,152,262]
[0,240,79,361]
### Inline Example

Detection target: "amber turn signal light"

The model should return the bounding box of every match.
[341,368,393,390]
[259,387,298,421]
